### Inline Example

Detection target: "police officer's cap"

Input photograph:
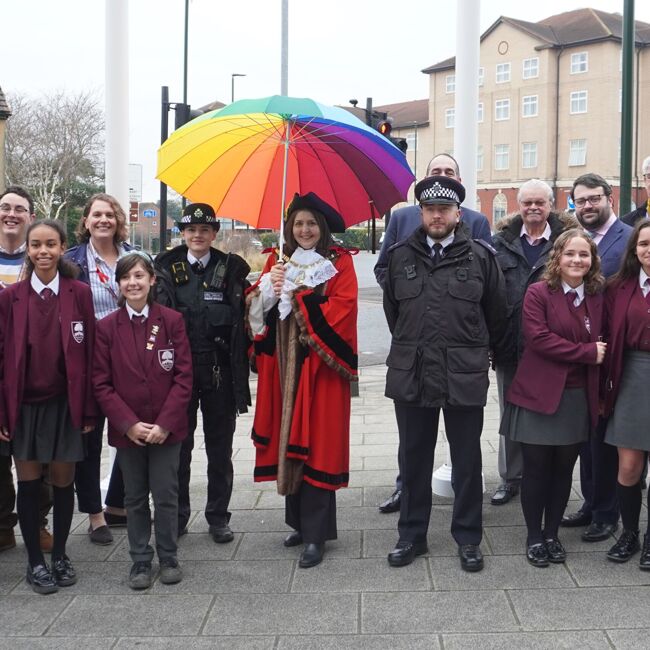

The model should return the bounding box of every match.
[286,192,346,233]
[415,175,465,206]
[178,202,220,230]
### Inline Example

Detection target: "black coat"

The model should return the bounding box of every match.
[383,226,508,408]
[154,244,251,414]
[621,203,648,227]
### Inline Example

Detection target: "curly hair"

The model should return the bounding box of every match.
[611,220,650,284]
[75,193,129,245]
[543,228,604,294]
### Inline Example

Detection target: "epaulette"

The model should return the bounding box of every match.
[473,238,498,255]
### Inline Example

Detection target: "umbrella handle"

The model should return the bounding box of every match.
[278,119,292,253]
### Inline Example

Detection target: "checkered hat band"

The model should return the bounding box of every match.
[420,184,459,203]
[180,214,216,223]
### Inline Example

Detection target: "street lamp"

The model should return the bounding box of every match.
[231,73,246,103]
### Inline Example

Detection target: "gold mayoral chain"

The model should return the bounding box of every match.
[283,254,330,286]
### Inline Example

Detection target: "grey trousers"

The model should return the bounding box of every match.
[496,365,523,484]
[117,443,181,563]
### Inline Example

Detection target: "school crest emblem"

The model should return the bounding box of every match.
[158,349,174,371]
[71,321,84,343]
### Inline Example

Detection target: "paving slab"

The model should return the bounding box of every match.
[278,634,440,649]
[0,561,23,594]
[114,638,274,650]
[0,640,115,650]
[441,631,611,649]
[0,594,73,636]
[567,551,650,587]
[235,531,361,560]
[606,629,650,649]
[363,527,463,558]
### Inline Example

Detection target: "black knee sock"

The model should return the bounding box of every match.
[617,481,641,533]
[52,483,74,560]
[17,479,44,568]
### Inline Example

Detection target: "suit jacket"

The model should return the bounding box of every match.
[93,303,193,447]
[597,219,633,278]
[374,204,492,286]
[506,281,603,428]
[621,203,648,227]
[0,276,97,433]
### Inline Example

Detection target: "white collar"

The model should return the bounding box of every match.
[426,232,455,250]
[0,241,26,255]
[88,239,123,264]
[561,281,585,302]
[521,221,552,244]
[639,268,650,290]
[31,272,60,296]
[126,303,150,320]
[187,250,211,267]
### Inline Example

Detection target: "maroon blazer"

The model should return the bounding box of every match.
[506,281,603,428]
[601,277,638,417]
[93,302,193,447]
[0,276,97,434]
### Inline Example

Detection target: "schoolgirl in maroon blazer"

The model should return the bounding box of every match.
[93,252,192,590]
[502,229,605,568]
[0,219,96,594]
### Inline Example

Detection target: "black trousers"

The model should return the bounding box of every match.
[395,403,484,546]
[74,416,125,514]
[178,361,236,530]
[285,481,337,543]
[577,416,620,524]
[0,455,52,530]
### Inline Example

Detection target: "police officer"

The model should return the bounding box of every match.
[383,176,508,572]
[155,203,251,543]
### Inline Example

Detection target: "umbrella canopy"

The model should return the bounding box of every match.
[156,95,414,230]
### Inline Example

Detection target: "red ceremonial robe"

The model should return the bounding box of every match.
[249,248,358,492]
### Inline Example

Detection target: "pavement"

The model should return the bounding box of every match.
[1,252,650,648]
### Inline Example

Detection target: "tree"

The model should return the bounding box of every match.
[4,90,104,219]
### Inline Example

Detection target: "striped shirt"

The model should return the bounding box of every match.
[86,241,127,320]
[0,242,26,287]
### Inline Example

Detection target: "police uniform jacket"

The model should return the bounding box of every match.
[491,211,576,365]
[383,225,508,408]
[154,244,251,414]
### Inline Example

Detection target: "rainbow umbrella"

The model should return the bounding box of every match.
[156,95,414,239]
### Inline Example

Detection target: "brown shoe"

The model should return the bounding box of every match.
[39,528,53,552]
[0,529,16,552]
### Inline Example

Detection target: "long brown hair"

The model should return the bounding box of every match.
[24,219,79,279]
[611,220,650,284]
[115,252,156,307]
[75,193,129,245]
[283,208,333,258]
[543,228,604,294]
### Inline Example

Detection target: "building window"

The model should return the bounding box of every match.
[494,144,510,170]
[445,108,455,129]
[570,90,588,114]
[496,62,511,83]
[522,142,538,168]
[478,67,485,86]
[477,145,484,171]
[477,102,484,123]
[446,75,456,93]
[495,99,510,121]
[523,57,539,79]
[522,95,538,117]
[569,139,587,166]
[405,132,418,151]
[493,194,508,222]
[570,52,588,74]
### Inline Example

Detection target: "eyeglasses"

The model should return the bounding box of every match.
[520,199,548,208]
[574,194,605,208]
[0,203,30,215]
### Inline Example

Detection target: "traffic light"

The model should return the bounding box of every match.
[372,112,407,154]
[174,103,203,130]
[391,137,408,154]
[377,120,392,137]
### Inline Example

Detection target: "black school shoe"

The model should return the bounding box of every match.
[544,538,567,563]
[52,555,77,586]
[607,530,640,563]
[639,534,650,570]
[26,563,58,594]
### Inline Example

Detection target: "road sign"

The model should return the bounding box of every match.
[128,164,143,202]
[143,209,156,217]
[129,201,139,223]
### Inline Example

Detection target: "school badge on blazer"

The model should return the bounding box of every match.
[158,349,174,371]
[71,321,85,343]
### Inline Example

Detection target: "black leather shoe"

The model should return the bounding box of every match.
[639,534,650,570]
[209,523,234,544]
[526,543,549,568]
[299,543,324,568]
[284,531,303,547]
[26,563,58,594]
[581,521,618,542]
[560,510,592,528]
[544,538,567,563]
[458,544,484,572]
[52,555,77,587]
[378,489,401,514]
[607,530,640,563]
[387,540,428,567]
[490,483,519,506]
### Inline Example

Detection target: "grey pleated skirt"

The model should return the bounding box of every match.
[605,350,650,451]
[0,394,84,462]
[500,387,590,446]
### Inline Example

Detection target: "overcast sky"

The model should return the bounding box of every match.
[3,0,649,201]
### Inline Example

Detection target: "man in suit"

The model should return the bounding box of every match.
[374,153,492,514]
[621,156,650,227]
[561,173,632,541]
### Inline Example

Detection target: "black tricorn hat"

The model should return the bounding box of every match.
[177,202,220,230]
[286,192,346,233]
[415,175,466,206]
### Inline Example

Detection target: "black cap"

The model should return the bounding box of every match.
[415,175,465,206]
[178,202,220,229]
[286,192,346,233]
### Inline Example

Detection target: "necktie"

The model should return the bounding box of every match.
[431,243,443,266]
[40,288,54,301]
[191,260,205,274]
[566,289,578,308]
[644,279,650,306]
[132,314,145,325]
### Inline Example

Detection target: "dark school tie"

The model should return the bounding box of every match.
[191,260,205,274]
[431,243,443,267]
[645,279,650,307]
[566,289,578,309]
[40,288,54,301]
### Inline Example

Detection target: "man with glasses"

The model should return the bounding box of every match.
[491,179,575,506]
[621,156,650,227]
[0,186,53,553]
[561,173,632,540]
